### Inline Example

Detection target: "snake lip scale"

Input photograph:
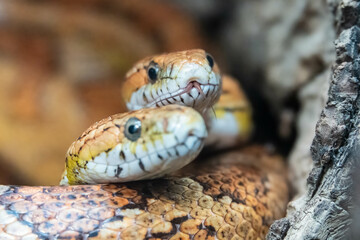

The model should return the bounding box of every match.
[150,82,220,109]
[78,134,206,184]
[127,80,220,112]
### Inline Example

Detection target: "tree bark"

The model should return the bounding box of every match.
[267,0,360,239]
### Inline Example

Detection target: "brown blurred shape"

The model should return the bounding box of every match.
[0,0,207,185]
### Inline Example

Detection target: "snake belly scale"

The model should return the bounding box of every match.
[0,49,288,239]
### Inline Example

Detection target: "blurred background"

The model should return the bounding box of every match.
[0,0,333,188]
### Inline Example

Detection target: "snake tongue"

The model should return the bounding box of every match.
[186,81,205,97]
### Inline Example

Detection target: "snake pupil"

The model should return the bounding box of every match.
[147,61,159,83]
[124,117,142,141]
[148,68,157,82]
[128,124,140,134]
[206,53,214,69]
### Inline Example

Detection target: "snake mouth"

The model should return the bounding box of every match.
[79,133,206,184]
[185,80,205,97]
[149,81,220,110]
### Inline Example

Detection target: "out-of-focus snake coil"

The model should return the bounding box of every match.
[0,146,288,239]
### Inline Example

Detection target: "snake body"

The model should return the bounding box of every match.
[0,50,288,239]
[0,147,287,240]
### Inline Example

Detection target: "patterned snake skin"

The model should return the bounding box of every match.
[0,50,288,239]
[0,147,288,239]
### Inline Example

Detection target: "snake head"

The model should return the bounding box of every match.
[122,49,222,113]
[61,105,207,185]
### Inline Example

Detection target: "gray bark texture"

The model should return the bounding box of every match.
[267,0,360,239]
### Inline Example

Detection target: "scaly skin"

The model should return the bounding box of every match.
[61,105,207,185]
[122,49,253,148]
[122,49,222,114]
[62,49,253,185]
[0,50,287,239]
[0,146,288,239]
[205,75,253,148]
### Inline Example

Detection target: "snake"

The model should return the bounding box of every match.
[0,49,288,239]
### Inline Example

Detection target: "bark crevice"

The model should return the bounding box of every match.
[267,0,360,239]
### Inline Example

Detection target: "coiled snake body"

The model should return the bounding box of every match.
[0,50,288,239]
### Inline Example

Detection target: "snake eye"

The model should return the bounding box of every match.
[147,61,159,83]
[124,117,141,141]
[206,53,214,69]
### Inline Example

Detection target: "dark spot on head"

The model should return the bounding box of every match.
[119,151,125,159]
[115,166,123,178]
[142,92,147,101]
[139,160,145,171]
[174,148,180,157]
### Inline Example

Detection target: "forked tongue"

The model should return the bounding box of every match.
[186,81,205,97]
